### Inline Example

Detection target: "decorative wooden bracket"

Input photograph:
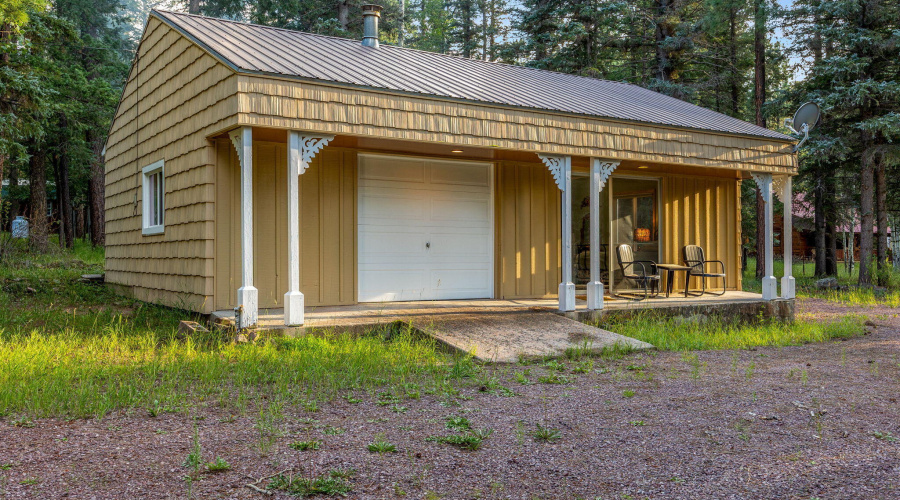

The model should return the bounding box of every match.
[228,129,245,165]
[772,175,789,203]
[751,172,773,204]
[594,159,620,191]
[538,154,567,190]
[297,134,335,175]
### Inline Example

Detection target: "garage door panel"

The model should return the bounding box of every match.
[429,233,491,258]
[358,231,426,261]
[430,268,493,299]
[359,156,425,183]
[358,154,493,302]
[358,269,426,302]
[359,192,427,222]
[430,198,491,224]
[429,160,491,186]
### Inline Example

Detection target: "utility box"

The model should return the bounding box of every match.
[11,216,28,239]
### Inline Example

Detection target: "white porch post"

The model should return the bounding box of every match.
[229,126,258,328]
[539,154,575,312]
[752,172,777,300]
[775,175,795,299]
[587,159,620,310]
[284,132,334,326]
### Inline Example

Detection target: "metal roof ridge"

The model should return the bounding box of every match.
[151,9,637,87]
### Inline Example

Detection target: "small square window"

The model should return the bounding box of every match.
[142,160,165,235]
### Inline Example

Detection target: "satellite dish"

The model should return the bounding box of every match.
[784,102,820,152]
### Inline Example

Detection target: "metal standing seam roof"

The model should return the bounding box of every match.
[152,9,793,142]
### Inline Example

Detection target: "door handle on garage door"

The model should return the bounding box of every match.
[426,242,430,249]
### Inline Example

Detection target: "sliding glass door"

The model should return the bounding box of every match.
[611,177,661,294]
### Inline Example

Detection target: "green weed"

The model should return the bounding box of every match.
[268,470,353,497]
[289,440,321,451]
[367,434,397,454]
[531,423,561,442]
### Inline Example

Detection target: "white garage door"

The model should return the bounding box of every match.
[358,154,494,302]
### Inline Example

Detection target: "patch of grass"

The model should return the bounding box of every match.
[289,440,321,451]
[598,312,865,351]
[542,360,568,372]
[572,359,594,374]
[0,247,455,418]
[871,430,897,442]
[182,426,203,471]
[427,428,493,451]
[531,423,561,443]
[622,389,635,398]
[322,426,345,435]
[205,457,230,473]
[445,416,472,431]
[537,373,571,385]
[268,470,353,497]
[367,434,397,454]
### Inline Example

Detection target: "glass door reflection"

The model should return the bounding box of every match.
[611,177,660,294]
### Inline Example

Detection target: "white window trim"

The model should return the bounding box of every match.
[142,160,165,236]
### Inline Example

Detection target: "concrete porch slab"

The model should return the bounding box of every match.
[407,312,653,363]
[211,292,791,362]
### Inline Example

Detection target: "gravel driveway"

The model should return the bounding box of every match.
[2,299,898,499]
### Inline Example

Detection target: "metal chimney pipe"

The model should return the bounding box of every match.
[361,4,383,48]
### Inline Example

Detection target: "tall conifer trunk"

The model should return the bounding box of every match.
[875,155,888,283]
[29,148,49,253]
[88,131,105,246]
[859,136,875,285]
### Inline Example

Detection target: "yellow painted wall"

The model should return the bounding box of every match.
[496,161,561,298]
[214,142,357,310]
[496,162,743,298]
[104,18,239,313]
[213,152,743,310]
[661,174,743,291]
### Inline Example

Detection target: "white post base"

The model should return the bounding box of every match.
[284,291,304,326]
[761,277,778,301]
[586,282,604,310]
[236,286,258,329]
[559,282,576,312]
[781,276,796,300]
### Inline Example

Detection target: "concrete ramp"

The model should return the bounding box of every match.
[408,312,653,363]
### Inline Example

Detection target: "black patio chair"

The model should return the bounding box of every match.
[615,244,660,300]
[682,245,727,296]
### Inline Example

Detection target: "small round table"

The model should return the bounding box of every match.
[655,264,693,298]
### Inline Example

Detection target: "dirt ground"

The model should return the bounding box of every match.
[2,299,899,500]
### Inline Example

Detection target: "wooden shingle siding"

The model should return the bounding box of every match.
[214,143,357,310]
[236,76,794,173]
[104,18,239,313]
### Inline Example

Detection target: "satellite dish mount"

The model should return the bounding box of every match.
[784,102,820,152]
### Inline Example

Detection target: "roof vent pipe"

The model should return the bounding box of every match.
[361,4,382,48]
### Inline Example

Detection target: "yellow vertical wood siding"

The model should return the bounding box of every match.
[661,174,743,290]
[214,142,357,310]
[104,18,239,313]
[496,161,561,298]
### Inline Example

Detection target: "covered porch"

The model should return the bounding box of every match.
[215,121,796,330]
